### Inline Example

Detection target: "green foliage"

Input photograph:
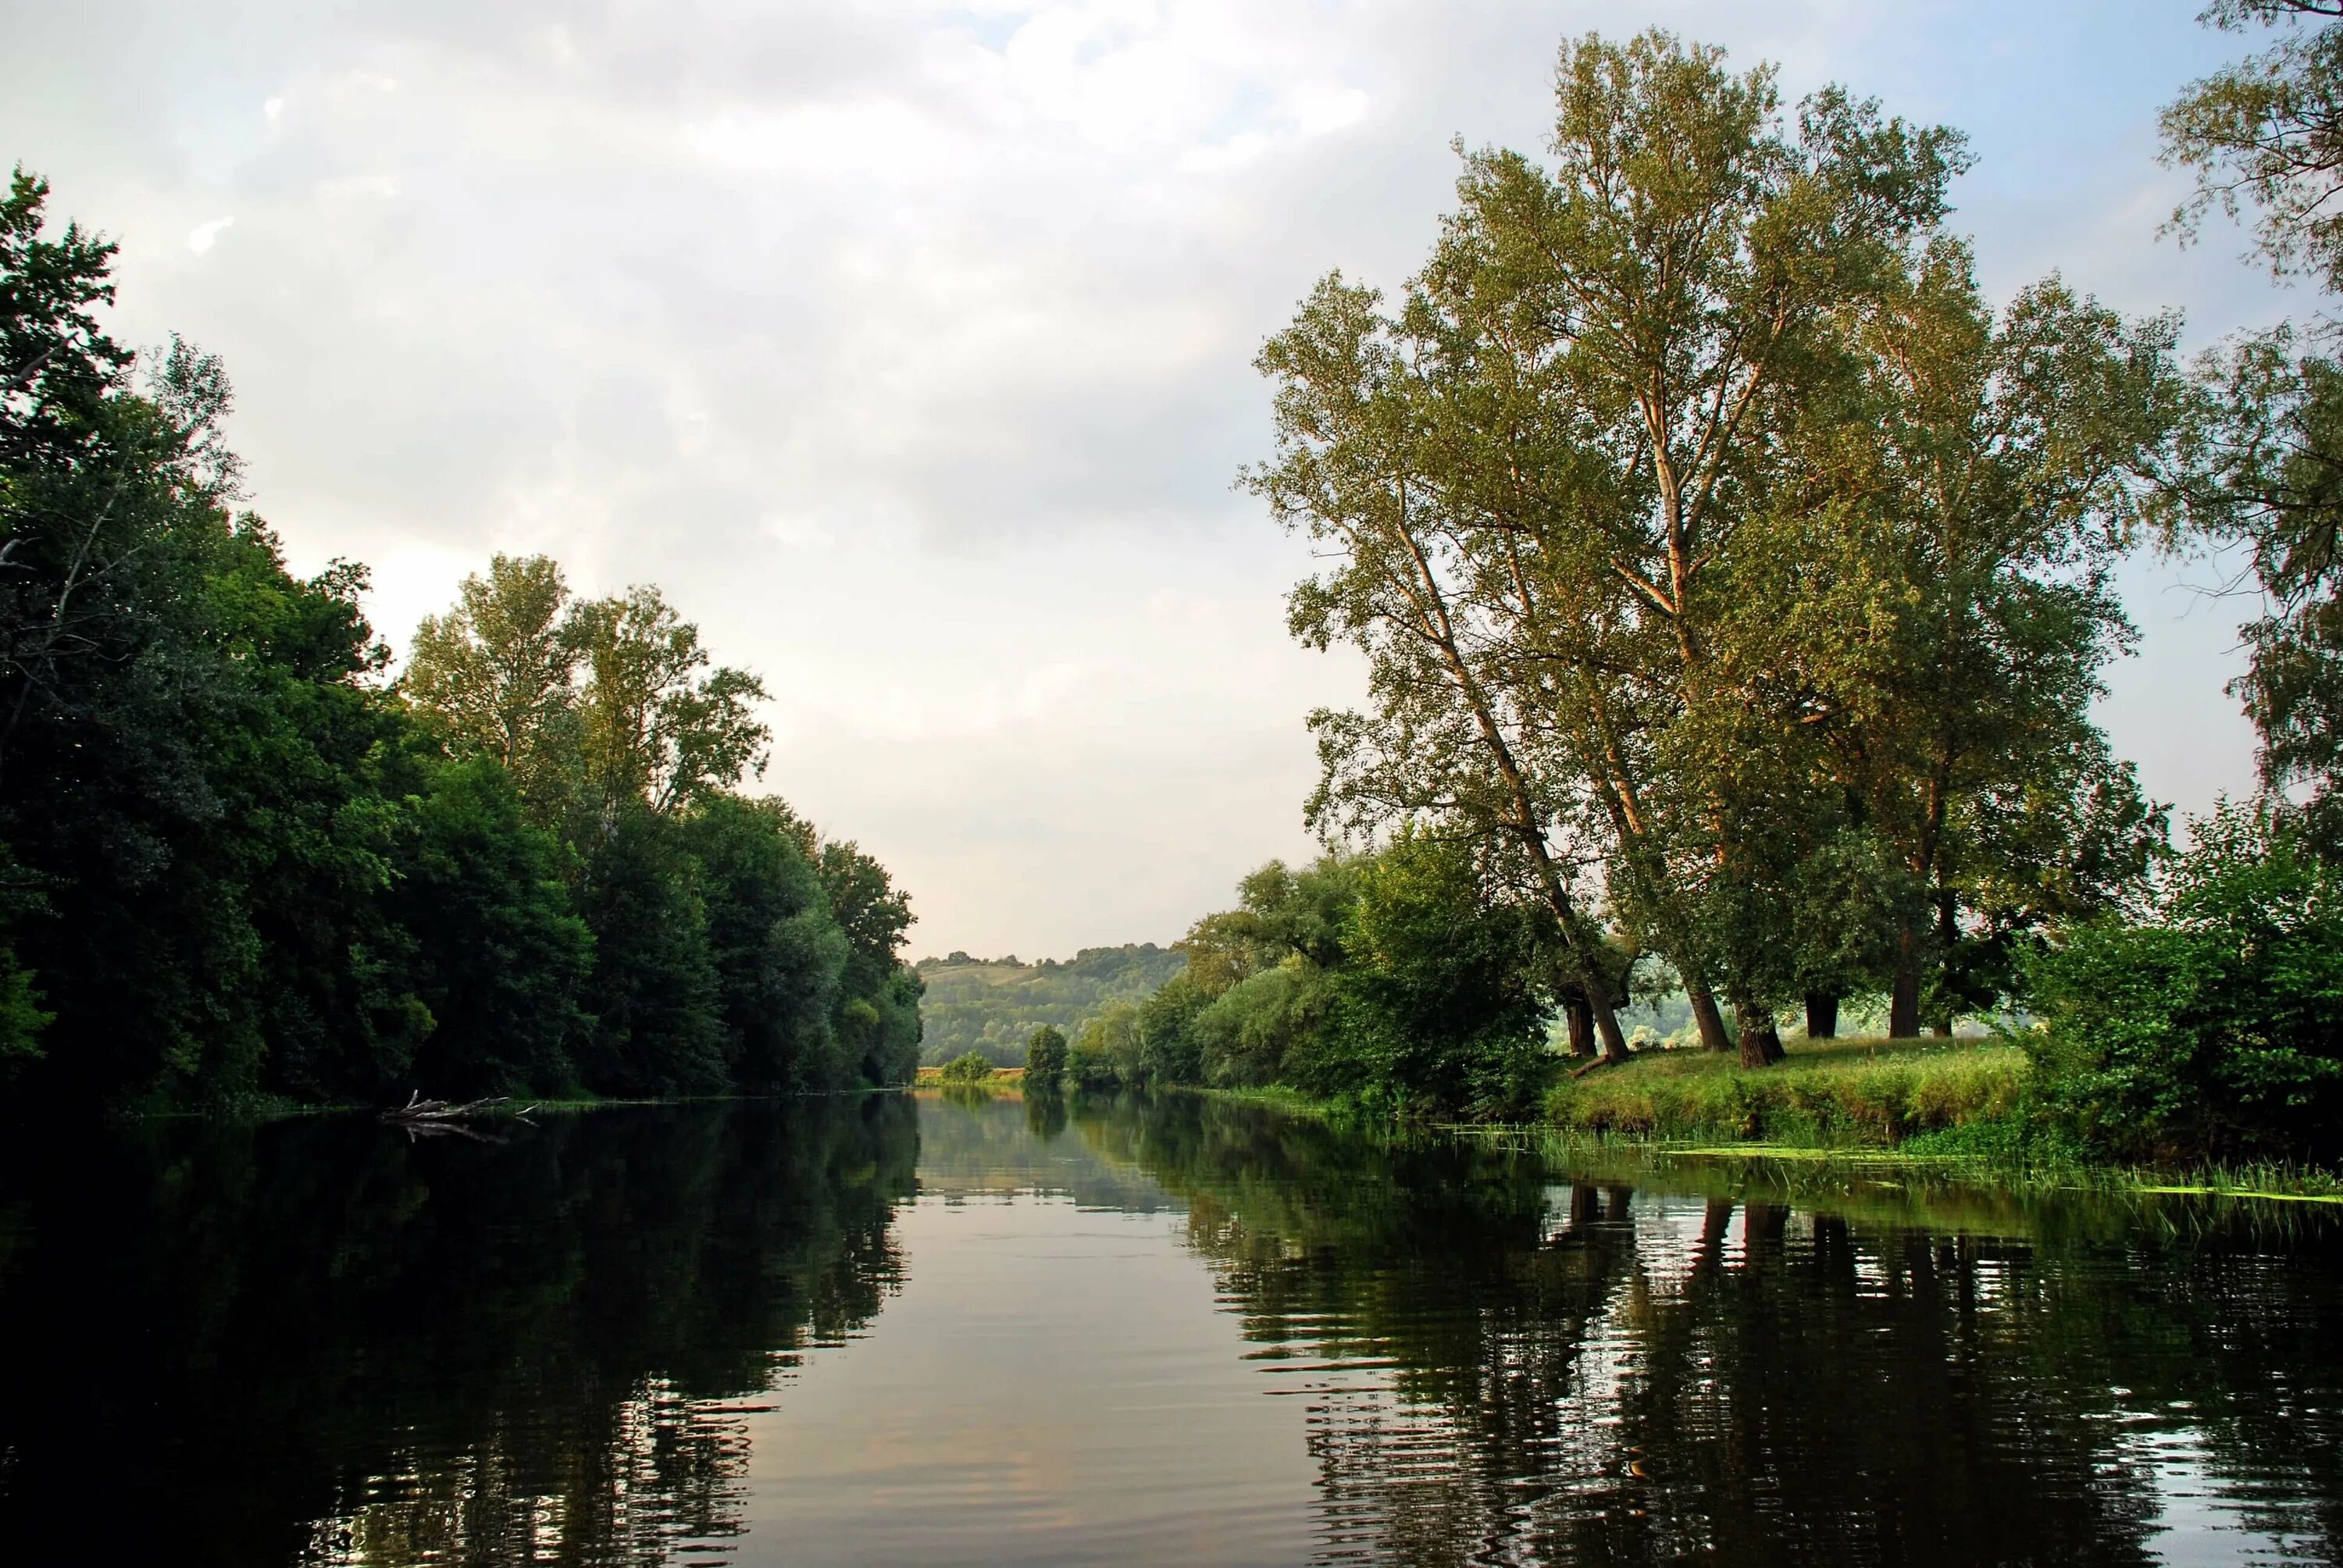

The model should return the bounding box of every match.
[1192,965,1327,1089]
[569,807,727,1097]
[2162,6,2343,857]
[1132,973,1211,1087]
[2163,1,2343,295]
[1311,833,1556,1117]
[2026,803,2343,1161]
[1022,1025,1068,1086]
[0,173,921,1110]
[387,754,593,1096]
[676,795,845,1092]
[1068,1002,1137,1090]
[1100,836,1561,1118]
[404,557,772,827]
[571,586,771,819]
[404,554,579,811]
[2171,327,2343,853]
[938,1050,994,1085]
[803,834,922,1087]
[914,943,1185,1066]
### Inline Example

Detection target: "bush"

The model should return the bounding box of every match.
[1304,831,1554,1117]
[937,1049,994,1085]
[1069,1001,1139,1089]
[2025,802,2343,1161]
[1192,964,1326,1087]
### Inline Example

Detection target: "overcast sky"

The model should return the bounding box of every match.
[0,0,2302,960]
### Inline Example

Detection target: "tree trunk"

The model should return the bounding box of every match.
[1931,886,1959,1036]
[1518,843,1631,1064]
[1730,987,1785,1068]
[1505,814,1630,1064]
[1688,983,1734,1053]
[1804,991,1838,1041]
[1545,896,1630,1065]
[1564,993,1594,1058]
[1696,1198,1736,1274]
[1592,984,1632,1065]
[1746,1202,1791,1262]
[1889,926,1921,1040]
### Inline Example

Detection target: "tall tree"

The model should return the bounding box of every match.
[677,795,847,1092]
[0,169,926,1111]
[1256,30,1963,1065]
[2163,2,2343,854]
[1252,275,1635,1063]
[1765,246,2180,1034]
[404,554,580,814]
[571,586,770,821]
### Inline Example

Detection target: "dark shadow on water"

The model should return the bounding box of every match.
[0,1097,918,1565]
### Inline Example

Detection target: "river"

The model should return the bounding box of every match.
[1,1091,2337,1565]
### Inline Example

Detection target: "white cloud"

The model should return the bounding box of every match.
[1287,81,1369,137]
[763,515,836,549]
[184,216,234,254]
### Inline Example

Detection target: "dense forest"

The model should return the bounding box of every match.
[1029,16,2343,1163]
[0,173,921,1110]
[914,944,1186,1066]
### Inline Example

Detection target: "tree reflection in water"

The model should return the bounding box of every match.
[0,1098,918,1566]
[4,1091,2341,1566]
[1072,1093,2343,1567]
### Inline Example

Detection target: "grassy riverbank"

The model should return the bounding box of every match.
[913,1066,1026,1087]
[1543,1035,2026,1146]
[1522,1037,2343,1203]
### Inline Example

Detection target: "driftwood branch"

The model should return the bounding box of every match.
[381,1091,539,1141]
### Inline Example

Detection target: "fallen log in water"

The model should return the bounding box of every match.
[380,1091,539,1136]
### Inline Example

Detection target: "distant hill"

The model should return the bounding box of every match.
[915,944,1187,1066]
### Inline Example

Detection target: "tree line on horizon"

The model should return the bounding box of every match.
[0,171,920,1109]
[915,944,1186,1067]
[1042,11,2343,1159]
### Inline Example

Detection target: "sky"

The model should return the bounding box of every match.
[0,0,2304,960]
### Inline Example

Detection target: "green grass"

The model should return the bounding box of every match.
[1542,1035,2027,1147]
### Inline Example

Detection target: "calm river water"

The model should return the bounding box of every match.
[2,1092,2340,1566]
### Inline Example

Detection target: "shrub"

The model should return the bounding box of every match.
[1307,832,1553,1117]
[2025,802,2343,1161]
[937,1049,994,1085]
[1070,1001,1139,1089]
[1192,964,1325,1087]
